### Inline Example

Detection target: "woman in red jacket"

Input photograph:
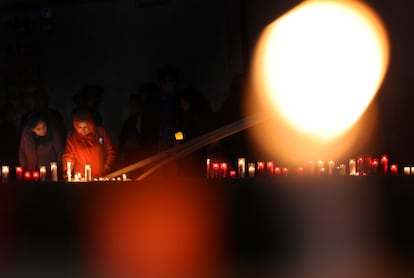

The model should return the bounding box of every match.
[62,109,117,179]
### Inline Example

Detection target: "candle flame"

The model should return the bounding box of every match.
[248,0,389,163]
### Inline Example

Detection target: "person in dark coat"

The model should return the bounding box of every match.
[18,113,64,171]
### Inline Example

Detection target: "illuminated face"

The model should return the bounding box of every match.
[76,121,91,136]
[32,121,47,137]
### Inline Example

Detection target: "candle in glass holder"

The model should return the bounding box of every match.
[297,167,304,175]
[85,164,92,182]
[16,166,23,182]
[411,167,414,176]
[339,163,346,176]
[39,166,47,182]
[328,160,335,176]
[256,161,264,176]
[230,170,236,178]
[266,161,274,175]
[206,159,211,179]
[282,167,289,176]
[381,155,388,175]
[32,171,40,182]
[238,158,246,178]
[371,158,379,175]
[1,166,9,183]
[403,166,410,176]
[248,163,255,177]
[308,160,315,176]
[357,156,365,175]
[50,162,58,182]
[24,170,31,182]
[213,163,220,179]
[67,161,72,181]
[390,164,398,175]
[122,174,127,181]
[349,159,356,176]
[274,167,282,176]
[220,163,228,178]
[317,160,324,176]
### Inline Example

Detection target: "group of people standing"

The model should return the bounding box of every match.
[2,65,227,180]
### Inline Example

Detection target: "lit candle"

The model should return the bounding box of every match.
[238,158,246,178]
[220,163,228,178]
[32,171,40,182]
[50,162,58,182]
[297,167,304,175]
[308,160,315,176]
[328,160,335,176]
[248,163,255,177]
[371,158,379,175]
[339,163,346,176]
[39,166,47,182]
[256,161,264,175]
[206,158,211,179]
[282,167,289,176]
[349,159,356,176]
[85,164,92,182]
[390,164,398,175]
[1,166,9,183]
[317,160,324,176]
[403,166,410,176]
[230,170,236,178]
[16,166,23,182]
[266,161,274,175]
[357,156,364,175]
[274,167,282,176]
[24,170,31,182]
[411,167,414,176]
[75,172,81,181]
[364,156,372,175]
[381,155,388,175]
[122,174,127,181]
[213,163,220,179]
[67,161,72,181]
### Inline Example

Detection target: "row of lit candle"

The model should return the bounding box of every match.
[205,154,403,178]
[0,163,128,183]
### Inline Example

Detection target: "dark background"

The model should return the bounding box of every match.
[1,0,414,162]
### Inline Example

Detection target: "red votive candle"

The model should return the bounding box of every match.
[16,166,23,182]
[297,167,304,175]
[32,171,40,182]
[220,163,228,178]
[24,171,31,182]
[371,158,379,174]
[257,161,264,176]
[230,170,236,178]
[282,167,289,176]
[390,164,398,175]
[274,167,281,176]
[213,163,220,179]
[381,155,388,174]
[266,161,274,175]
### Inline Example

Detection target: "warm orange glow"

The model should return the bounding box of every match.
[249,0,389,163]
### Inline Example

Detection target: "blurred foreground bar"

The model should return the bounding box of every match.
[1,176,414,277]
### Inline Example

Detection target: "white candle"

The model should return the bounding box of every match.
[248,163,255,177]
[411,167,414,176]
[404,166,410,176]
[2,166,9,183]
[328,160,335,176]
[349,159,356,176]
[67,161,72,181]
[50,162,58,182]
[40,166,47,182]
[85,164,92,181]
[338,164,346,176]
[206,158,211,179]
[317,160,324,175]
[308,160,315,176]
[122,174,127,181]
[238,158,246,178]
